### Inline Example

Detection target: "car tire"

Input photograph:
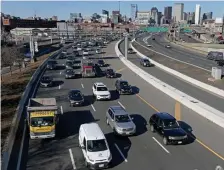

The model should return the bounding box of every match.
[150,125,155,132]
[106,118,109,125]
[163,137,168,145]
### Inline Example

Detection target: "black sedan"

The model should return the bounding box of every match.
[40,76,53,87]
[97,59,105,67]
[105,69,116,78]
[128,48,135,54]
[65,69,76,79]
[68,89,84,106]
[46,60,57,70]
[140,58,151,67]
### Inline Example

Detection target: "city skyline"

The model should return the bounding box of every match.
[2,1,224,20]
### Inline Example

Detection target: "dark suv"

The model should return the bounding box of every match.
[140,58,151,67]
[149,112,188,145]
[115,79,132,95]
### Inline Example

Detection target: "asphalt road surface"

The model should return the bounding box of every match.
[120,40,224,113]
[23,41,224,170]
[142,33,218,71]
[179,33,201,43]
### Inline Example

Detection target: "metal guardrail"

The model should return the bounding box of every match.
[1,43,73,170]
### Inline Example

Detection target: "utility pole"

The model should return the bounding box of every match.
[222,14,224,34]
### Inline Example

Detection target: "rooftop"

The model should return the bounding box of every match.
[81,123,105,140]
[156,112,175,120]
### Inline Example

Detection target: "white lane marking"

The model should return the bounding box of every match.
[134,40,210,72]
[118,101,126,109]
[152,137,170,154]
[59,85,61,89]
[60,71,62,74]
[60,106,63,114]
[81,83,84,88]
[91,104,96,112]
[69,148,76,170]
[114,143,128,162]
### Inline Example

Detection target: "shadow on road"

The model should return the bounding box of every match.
[130,114,148,136]
[105,132,131,168]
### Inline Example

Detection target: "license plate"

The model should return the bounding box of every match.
[178,141,182,144]
[99,164,104,168]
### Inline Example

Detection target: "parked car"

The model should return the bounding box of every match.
[106,106,136,136]
[140,58,151,67]
[83,50,89,56]
[149,112,189,145]
[66,61,74,69]
[97,59,105,67]
[68,89,84,106]
[115,79,132,95]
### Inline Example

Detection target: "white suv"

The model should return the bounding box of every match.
[92,82,111,100]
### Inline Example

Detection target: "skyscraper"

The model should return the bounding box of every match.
[164,6,172,20]
[173,3,184,22]
[151,7,158,24]
[205,12,213,19]
[195,4,201,25]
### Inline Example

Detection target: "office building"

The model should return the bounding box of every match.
[187,12,195,24]
[100,14,108,24]
[183,12,188,21]
[173,3,184,22]
[137,11,151,25]
[151,7,158,24]
[70,13,82,21]
[195,4,201,25]
[164,6,172,20]
[205,12,213,20]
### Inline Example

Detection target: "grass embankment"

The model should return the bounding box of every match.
[1,51,57,151]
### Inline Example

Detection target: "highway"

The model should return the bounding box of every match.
[179,33,201,43]
[141,33,218,71]
[22,41,224,170]
[120,40,224,113]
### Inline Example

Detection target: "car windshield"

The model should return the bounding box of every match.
[42,77,51,81]
[144,59,149,63]
[107,69,114,73]
[115,115,131,123]
[97,87,108,91]
[120,82,129,87]
[98,60,104,64]
[66,69,74,73]
[87,139,107,152]
[31,116,54,127]
[70,91,82,98]
[163,119,179,129]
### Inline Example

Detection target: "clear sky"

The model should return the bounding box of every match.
[1,1,224,20]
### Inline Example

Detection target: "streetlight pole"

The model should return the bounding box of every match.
[125,34,128,59]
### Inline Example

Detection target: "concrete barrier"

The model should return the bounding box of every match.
[115,40,224,129]
[1,44,73,170]
[132,38,224,98]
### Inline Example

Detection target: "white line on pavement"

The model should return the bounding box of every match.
[60,106,63,114]
[91,104,96,112]
[69,149,76,170]
[59,85,61,89]
[134,40,210,72]
[60,71,62,74]
[114,143,128,162]
[118,101,126,109]
[152,137,170,154]
[81,83,84,88]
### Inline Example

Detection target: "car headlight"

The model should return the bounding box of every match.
[88,156,94,163]
[168,136,175,140]
[183,135,187,139]
[117,127,123,132]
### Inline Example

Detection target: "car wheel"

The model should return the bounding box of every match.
[150,125,155,132]
[163,137,168,145]
[106,118,109,125]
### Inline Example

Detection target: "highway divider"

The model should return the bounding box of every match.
[1,44,73,170]
[115,39,224,129]
[132,38,224,98]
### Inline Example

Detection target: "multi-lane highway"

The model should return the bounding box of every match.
[140,33,218,71]
[22,41,224,170]
[179,33,201,43]
[119,40,224,113]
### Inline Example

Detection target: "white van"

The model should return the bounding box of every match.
[79,123,112,169]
